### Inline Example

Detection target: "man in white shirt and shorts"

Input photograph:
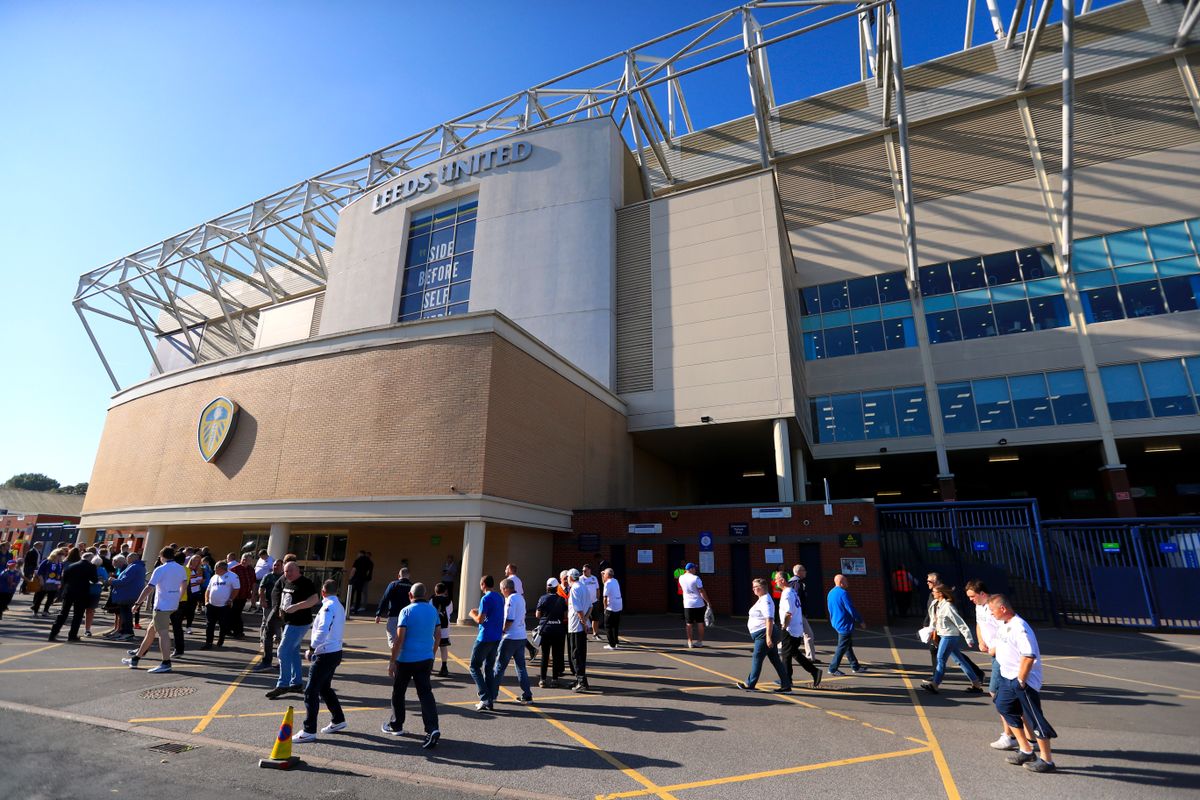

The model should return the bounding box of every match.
[122,547,187,674]
[678,563,711,648]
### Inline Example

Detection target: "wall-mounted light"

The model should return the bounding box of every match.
[997,438,1008,446]
[877,490,902,497]
[742,470,767,478]
[1145,443,1182,453]
[855,462,881,471]
[988,453,1020,463]
[700,416,713,423]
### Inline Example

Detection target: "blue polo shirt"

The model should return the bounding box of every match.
[396,600,439,663]
[476,590,504,642]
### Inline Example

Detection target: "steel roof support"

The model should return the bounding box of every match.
[743,8,775,169]
[75,305,121,392]
[1177,0,1200,48]
[984,0,1006,39]
[1016,0,1053,89]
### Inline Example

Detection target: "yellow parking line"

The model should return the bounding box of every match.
[885,627,961,800]
[0,643,62,666]
[191,653,261,734]
[595,746,930,799]
[0,666,128,674]
[448,653,680,800]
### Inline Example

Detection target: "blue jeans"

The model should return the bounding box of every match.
[469,638,501,703]
[747,629,790,690]
[828,630,860,672]
[276,623,308,688]
[933,635,980,686]
[495,638,533,700]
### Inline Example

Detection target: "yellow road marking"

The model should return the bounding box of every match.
[595,746,930,799]
[191,654,261,734]
[0,643,61,665]
[0,666,128,674]
[1043,661,1198,694]
[448,653,680,800]
[863,722,895,735]
[885,626,961,800]
[827,711,857,721]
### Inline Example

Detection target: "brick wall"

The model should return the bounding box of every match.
[559,501,887,626]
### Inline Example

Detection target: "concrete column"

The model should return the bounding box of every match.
[75,527,93,546]
[792,447,808,502]
[773,419,795,503]
[937,474,958,502]
[457,521,486,625]
[267,522,290,561]
[1099,465,1137,518]
[143,526,166,558]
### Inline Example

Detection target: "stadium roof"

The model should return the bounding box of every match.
[0,488,85,518]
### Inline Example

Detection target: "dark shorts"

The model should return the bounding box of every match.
[87,594,102,610]
[994,677,1055,739]
[684,606,706,624]
[439,637,451,647]
[988,657,1002,694]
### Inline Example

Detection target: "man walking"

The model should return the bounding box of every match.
[255,559,284,672]
[493,577,533,703]
[48,547,97,642]
[267,561,320,699]
[382,581,440,749]
[348,550,373,614]
[535,577,567,687]
[228,552,256,638]
[826,574,868,677]
[787,564,817,661]
[967,579,1022,750]
[567,569,591,692]
[581,564,602,639]
[468,575,504,711]
[777,573,821,689]
[602,568,623,650]
[505,564,538,659]
[121,547,187,673]
[199,560,238,650]
[293,579,347,743]
[376,568,413,648]
[20,543,40,594]
[440,555,458,612]
[678,563,711,648]
[989,594,1057,773]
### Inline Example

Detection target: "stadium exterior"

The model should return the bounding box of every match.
[74,1,1200,616]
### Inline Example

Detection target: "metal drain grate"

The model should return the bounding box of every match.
[147,742,197,755]
[139,686,197,700]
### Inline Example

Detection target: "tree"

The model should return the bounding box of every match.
[2,473,60,492]
[54,483,89,496]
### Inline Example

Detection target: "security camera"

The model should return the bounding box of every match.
[852,515,861,525]
[449,485,457,493]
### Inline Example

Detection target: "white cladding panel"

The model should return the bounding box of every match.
[254,296,318,350]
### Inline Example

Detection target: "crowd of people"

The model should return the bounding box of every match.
[1,542,1055,772]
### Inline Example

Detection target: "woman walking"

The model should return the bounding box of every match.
[736,577,792,693]
[31,551,63,616]
[921,583,984,694]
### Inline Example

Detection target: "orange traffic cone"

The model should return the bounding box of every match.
[258,705,302,769]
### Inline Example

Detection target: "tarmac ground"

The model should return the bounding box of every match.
[0,593,1197,800]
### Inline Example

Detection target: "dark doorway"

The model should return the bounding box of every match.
[608,544,627,586]
[667,543,686,612]
[796,543,824,620]
[730,543,753,613]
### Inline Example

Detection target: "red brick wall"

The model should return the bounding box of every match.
[559,501,886,626]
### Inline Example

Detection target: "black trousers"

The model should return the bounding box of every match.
[567,631,588,685]
[605,610,621,647]
[169,606,186,654]
[32,589,56,613]
[540,628,565,679]
[205,604,230,647]
[780,629,819,680]
[303,651,345,734]
[49,594,88,640]
[229,598,247,637]
[349,582,367,611]
[390,658,438,734]
[260,609,280,667]
[179,598,198,628]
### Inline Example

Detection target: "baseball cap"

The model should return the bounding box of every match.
[5,560,15,566]
[546,577,560,588]
[567,568,581,580]
[685,562,697,570]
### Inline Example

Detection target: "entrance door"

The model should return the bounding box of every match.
[609,544,627,584]
[797,543,824,620]
[288,531,350,588]
[667,543,686,612]
[730,543,753,613]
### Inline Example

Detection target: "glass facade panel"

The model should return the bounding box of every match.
[950,257,987,292]
[1017,247,1055,281]
[798,270,916,360]
[1009,374,1055,428]
[831,394,864,441]
[820,281,850,312]
[939,382,979,433]
[1147,223,1194,259]
[1046,370,1094,424]
[812,396,834,443]
[862,390,899,439]
[809,387,931,443]
[1120,281,1166,318]
[983,251,1022,286]
[958,305,996,339]
[1081,287,1124,323]
[993,300,1033,335]
[800,286,821,315]
[1161,275,1200,313]
[919,263,952,296]
[853,321,886,354]
[824,326,855,357]
[1187,357,1200,406]
[926,310,962,343]
[399,196,477,322]
[803,331,824,360]
[884,317,917,350]
[1100,364,1150,420]
[1030,295,1070,330]
[894,387,932,436]
[877,272,909,302]
[847,276,879,308]
[1105,229,1151,266]
[974,378,1016,430]
[1141,360,1197,417]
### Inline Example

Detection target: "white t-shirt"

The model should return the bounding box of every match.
[581,574,599,604]
[603,578,623,613]
[779,587,804,637]
[975,600,1001,649]
[254,555,274,581]
[994,613,1043,690]
[503,592,527,640]
[747,594,774,634]
[568,581,590,633]
[206,572,238,607]
[679,573,705,608]
[508,574,524,595]
[149,561,187,612]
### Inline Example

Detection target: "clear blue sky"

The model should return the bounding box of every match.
[0,0,1101,486]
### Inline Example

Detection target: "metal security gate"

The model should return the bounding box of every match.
[878,501,1054,622]
[1042,518,1200,630]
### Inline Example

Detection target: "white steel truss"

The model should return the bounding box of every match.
[74,0,1191,390]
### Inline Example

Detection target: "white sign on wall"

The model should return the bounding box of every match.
[629,523,662,534]
[637,549,654,564]
[841,557,867,576]
[698,552,715,574]
[764,548,784,564]
[752,507,792,519]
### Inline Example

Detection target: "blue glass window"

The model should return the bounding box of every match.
[853,322,886,354]
[894,387,932,436]
[1017,247,1055,281]
[1105,229,1151,266]
[1030,295,1070,330]
[958,305,996,339]
[1141,360,1197,417]
[974,378,1016,430]
[831,393,865,441]
[1009,374,1055,428]
[1120,281,1166,319]
[950,258,987,292]
[993,300,1033,335]
[1072,237,1110,272]
[862,390,899,439]
[983,251,1022,286]
[919,263,952,296]
[800,286,821,315]
[877,272,909,303]
[803,331,824,360]
[798,271,916,360]
[400,196,477,322]
[1188,357,1200,407]
[1146,222,1193,260]
[926,310,961,344]
[884,317,917,350]
[824,326,855,358]
[811,396,835,443]
[1100,364,1150,420]
[820,282,850,312]
[1081,287,1124,323]
[939,382,979,433]
[1047,370,1094,424]
[847,276,879,308]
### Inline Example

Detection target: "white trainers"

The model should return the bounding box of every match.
[990,733,1019,750]
[603,644,615,650]
[292,730,317,743]
[320,721,348,734]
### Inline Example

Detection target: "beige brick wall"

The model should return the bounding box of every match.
[86,332,634,515]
